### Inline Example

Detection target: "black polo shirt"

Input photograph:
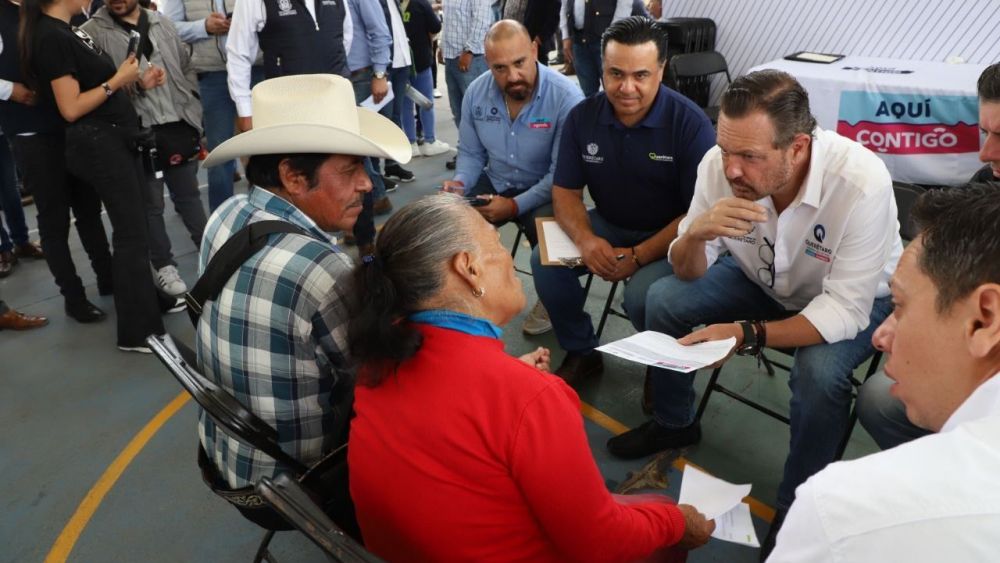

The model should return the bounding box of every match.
[554,84,716,231]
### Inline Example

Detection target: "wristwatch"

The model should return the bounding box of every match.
[101,82,113,97]
[736,321,763,356]
[372,70,388,80]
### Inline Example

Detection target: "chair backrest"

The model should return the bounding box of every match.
[147,334,310,475]
[892,181,926,241]
[666,51,731,110]
[257,473,383,563]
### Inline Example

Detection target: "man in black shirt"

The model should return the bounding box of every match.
[973,62,1000,183]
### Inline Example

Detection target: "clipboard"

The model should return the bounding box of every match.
[783,51,845,64]
[535,217,584,267]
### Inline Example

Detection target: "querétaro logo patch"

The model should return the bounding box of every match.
[836,91,979,155]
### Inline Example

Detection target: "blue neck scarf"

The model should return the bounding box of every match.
[409,309,503,340]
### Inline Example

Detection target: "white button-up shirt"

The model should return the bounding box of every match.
[670,128,903,343]
[769,373,1000,562]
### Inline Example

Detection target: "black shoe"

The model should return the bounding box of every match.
[759,508,787,561]
[65,299,107,323]
[381,176,398,193]
[554,350,604,385]
[445,155,457,170]
[606,420,701,459]
[384,163,414,183]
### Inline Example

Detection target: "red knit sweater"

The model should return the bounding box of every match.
[349,325,687,562]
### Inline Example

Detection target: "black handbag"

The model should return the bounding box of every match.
[153,121,201,168]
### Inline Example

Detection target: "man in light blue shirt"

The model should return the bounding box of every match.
[443,20,582,249]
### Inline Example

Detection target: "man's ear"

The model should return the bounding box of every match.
[968,284,1000,359]
[790,133,812,162]
[278,159,309,197]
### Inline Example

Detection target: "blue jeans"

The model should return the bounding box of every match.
[0,136,29,252]
[572,39,603,97]
[384,66,411,167]
[350,72,388,200]
[857,369,930,450]
[445,55,488,128]
[529,209,675,353]
[402,67,438,143]
[643,255,893,510]
[199,68,264,211]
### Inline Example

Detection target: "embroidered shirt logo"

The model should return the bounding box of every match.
[648,152,673,162]
[813,224,826,243]
[583,142,603,164]
[277,0,297,16]
[529,117,552,129]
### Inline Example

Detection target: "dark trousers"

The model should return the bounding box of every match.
[0,136,29,252]
[10,132,112,304]
[146,159,208,269]
[465,175,551,247]
[65,119,165,346]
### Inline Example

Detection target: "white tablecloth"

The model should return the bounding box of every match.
[749,56,987,186]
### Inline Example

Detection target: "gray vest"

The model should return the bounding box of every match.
[183,0,253,73]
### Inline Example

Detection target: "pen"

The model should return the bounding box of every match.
[616,254,626,261]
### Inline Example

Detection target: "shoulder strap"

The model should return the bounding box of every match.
[185,220,308,327]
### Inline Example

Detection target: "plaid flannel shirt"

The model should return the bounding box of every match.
[441,0,492,59]
[196,187,354,489]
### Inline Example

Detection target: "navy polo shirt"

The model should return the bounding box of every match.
[554,84,716,231]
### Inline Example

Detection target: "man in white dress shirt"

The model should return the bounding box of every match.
[769,182,1000,562]
[611,70,903,557]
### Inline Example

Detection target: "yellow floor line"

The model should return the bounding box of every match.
[580,400,776,523]
[45,392,191,563]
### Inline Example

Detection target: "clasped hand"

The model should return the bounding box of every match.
[579,236,635,282]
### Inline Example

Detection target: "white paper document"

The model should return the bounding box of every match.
[541,220,582,261]
[678,465,759,547]
[360,82,395,112]
[595,331,735,373]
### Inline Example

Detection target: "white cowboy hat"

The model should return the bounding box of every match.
[203,74,411,167]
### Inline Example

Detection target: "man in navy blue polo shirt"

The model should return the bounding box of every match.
[529,16,715,382]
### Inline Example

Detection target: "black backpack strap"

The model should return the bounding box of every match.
[185,220,308,327]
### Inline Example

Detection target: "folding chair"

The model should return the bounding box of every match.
[892,181,925,241]
[694,346,883,460]
[256,473,382,563]
[666,51,732,124]
[147,334,356,563]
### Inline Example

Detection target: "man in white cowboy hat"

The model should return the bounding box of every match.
[196,73,411,492]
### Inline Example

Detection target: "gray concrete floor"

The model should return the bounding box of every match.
[0,64,880,562]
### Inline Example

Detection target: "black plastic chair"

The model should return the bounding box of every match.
[147,334,355,563]
[666,51,732,124]
[892,181,926,241]
[256,473,382,563]
[694,345,883,460]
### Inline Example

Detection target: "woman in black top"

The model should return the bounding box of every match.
[20,0,167,352]
[401,0,449,157]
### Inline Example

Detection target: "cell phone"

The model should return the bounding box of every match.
[126,30,142,58]
[464,196,489,207]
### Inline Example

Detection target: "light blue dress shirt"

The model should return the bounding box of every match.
[454,63,584,214]
[345,0,392,73]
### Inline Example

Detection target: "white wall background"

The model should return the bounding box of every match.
[663,0,1000,102]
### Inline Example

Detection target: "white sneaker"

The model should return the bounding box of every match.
[411,142,422,158]
[522,300,552,335]
[153,264,187,296]
[118,344,153,354]
[433,89,442,98]
[419,139,451,157]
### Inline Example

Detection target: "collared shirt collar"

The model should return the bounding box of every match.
[409,309,503,339]
[797,128,826,209]
[247,186,335,244]
[941,372,1000,433]
[597,84,670,129]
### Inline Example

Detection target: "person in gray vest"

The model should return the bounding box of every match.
[83,0,209,297]
[559,0,632,96]
[163,0,264,212]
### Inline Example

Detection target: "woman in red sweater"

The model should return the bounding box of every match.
[347,194,714,562]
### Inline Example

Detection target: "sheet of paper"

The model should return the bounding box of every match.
[360,82,395,112]
[711,502,760,547]
[678,464,752,520]
[541,220,582,261]
[595,331,735,373]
